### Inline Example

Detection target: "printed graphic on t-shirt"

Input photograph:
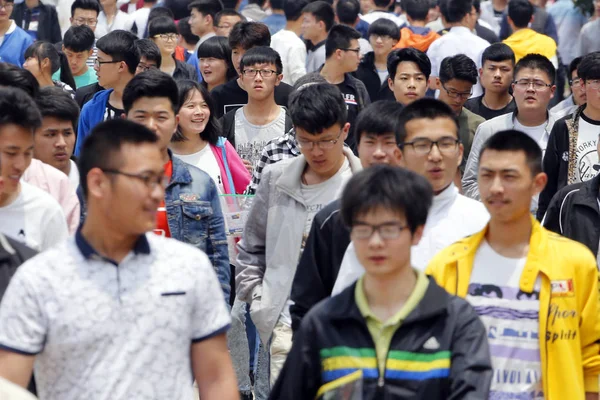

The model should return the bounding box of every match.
[576,115,600,182]
[103,103,125,121]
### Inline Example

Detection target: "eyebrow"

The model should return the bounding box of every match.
[480,167,520,173]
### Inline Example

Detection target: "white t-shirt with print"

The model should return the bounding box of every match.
[173,145,225,194]
[234,107,287,169]
[575,113,600,182]
[0,182,68,251]
[467,240,543,399]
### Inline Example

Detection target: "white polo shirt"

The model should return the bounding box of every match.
[0,231,231,400]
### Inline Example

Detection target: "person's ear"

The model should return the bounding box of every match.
[388,76,394,91]
[435,77,442,89]
[456,142,464,169]
[532,172,548,196]
[411,224,425,246]
[87,167,110,199]
[392,146,404,166]
[478,67,483,78]
[341,123,350,142]
[275,73,283,86]
[549,84,556,98]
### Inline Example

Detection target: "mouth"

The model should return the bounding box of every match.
[524,96,537,102]
[368,256,387,264]
[8,174,21,184]
[405,92,418,97]
[191,118,206,124]
[486,198,510,207]
[54,152,68,161]
[428,167,444,177]
[253,85,264,90]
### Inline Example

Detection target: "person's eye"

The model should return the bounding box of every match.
[158,117,168,121]
[362,139,375,145]
[417,76,425,81]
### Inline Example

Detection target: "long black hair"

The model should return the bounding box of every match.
[24,42,77,90]
[173,79,221,145]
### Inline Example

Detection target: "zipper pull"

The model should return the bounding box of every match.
[378,376,384,387]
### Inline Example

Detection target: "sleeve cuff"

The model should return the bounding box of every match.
[0,343,40,356]
[192,323,231,344]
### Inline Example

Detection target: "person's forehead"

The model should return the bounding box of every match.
[296,124,341,138]
[41,116,75,128]
[96,50,112,60]
[220,15,241,24]
[397,61,424,74]
[244,62,276,70]
[0,124,34,145]
[444,79,474,89]
[139,56,157,65]
[404,117,458,139]
[480,149,529,169]
[131,97,175,113]
[303,12,317,21]
[118,142,163,169]
[483,59,513,68]
[64,48,88,55]
[73,8,98,17]
[515,67,551,82]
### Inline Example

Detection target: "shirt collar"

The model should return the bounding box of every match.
[75,227,151,261]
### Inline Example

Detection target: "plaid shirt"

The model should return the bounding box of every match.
[246,128,300,194]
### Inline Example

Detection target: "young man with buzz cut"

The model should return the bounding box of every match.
[464,43,516,121]
[273,165,492,399]
[463,53,559,211]
[305,24,371,153]
[428,130,600,400]
[236,83,362,388]
[302,1,335,73]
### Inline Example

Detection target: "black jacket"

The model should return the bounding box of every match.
[11,1,61,43]
[354,52,396,102]
[0,235,36,302]
[543,173,600,258]
[272,278,492,400]
[75,82,104,108]
[475,22,499,44]
[173,58,198,81]
[220,107,293,149]
[290,199,350,333]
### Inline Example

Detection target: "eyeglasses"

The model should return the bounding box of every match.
[341,47,361,54]
[137,62,157,72]
[102,169,170,190]
[585,79,600,90]
[73,17,97,27]
[94,59,123,68]
[401,137,460,156]
[441,82,472,100]
[154,33,178,42]
[0,2,14,9]
[569,77,582,87]
[241,68,278,78]
[296,130,343,150]
[513,79,552,90]
[352,222,407,240]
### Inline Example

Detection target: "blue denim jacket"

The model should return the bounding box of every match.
[166,153,231,302]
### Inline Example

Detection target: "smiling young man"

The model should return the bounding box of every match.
[463,53,559,210]
[387,47,431,106]
[464,43,517,121]
[74,30,140,156]
[236,83,362,388]
[273,165,492,400]
[428,130,600,400]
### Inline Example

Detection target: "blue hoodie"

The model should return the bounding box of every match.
[0,24,33,67]
[75,89,112,157]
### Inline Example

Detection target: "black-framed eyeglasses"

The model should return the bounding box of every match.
[137,62,158,72]
[0,2,14,9]
[569,77,582,87]
[341,47,361,54]
[441,82,472,100]
[513,79,552,90]
[102,169,169,189]
[94,59,123,69]
[241,68,278,78]
[352,222,407,240]
[401,137,460,156]
[73,17,97,26]
[154,33,178,42]
[296,129,343,150]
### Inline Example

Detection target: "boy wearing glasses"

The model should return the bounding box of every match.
[538,51,600,220]
[271,165,492,399]
[236,82,362,388]
[463,53,559,211]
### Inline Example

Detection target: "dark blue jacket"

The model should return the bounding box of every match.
[75,89,112,156]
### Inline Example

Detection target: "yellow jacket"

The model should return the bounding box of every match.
[503,28,557,64]
[426,217,600,399]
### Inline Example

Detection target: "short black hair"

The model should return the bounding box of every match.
[336,0,360,25]
[173,79,220,145]
[148,15,178,37]
[123,69,179,114]
[289,83,347,135]
[63,25,95,53]
[325,24,361,58]
[508,0,533,28]
[96,30,140,75]
[70,0,100,17]
[577,52,600,82]
[229,21,270,50]
[514,53,556,85]
[441,0,473,23]
[215,9,246,26]
[283,0,309,21]
[292,72,328,90]
[147,6,174,22]
[135,38,162,68]
[0,63,39,97]
[404,0,430,21]
[479,129,543,176]
[239,46,283,74]
[78,119,159,198]
[177,17,199,46]
[387,47,432,81]
[197,36,237,82]
[24,42,76,91]
[302,1,335,32]
[439,54,478,85]
[367,18,401,41]
[270,0,284,10]
[0,87,42,134]
[34,86,80,131]
[569,56,583,78]
[249,0,266,6]
[481,42,515,66]
[341,165,433,234]
[397,98,459,142]
[188,0,224,20]
[355,101,404,146]
[373,0,393,6]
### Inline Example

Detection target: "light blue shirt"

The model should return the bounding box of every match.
[547,0,588,64]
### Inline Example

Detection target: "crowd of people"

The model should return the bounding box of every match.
[0,0,599,398]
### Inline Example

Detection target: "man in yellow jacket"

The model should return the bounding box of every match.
[427,129,600,400]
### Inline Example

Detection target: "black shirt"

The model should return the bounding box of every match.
[210,79,295,118]
[336,80,360,152]
[464,95,516,121]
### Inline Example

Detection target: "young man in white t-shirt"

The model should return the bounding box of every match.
[270,0,309,85]
[428,130,600,399]
[538,51,600,220]
[33,86,80,189]
[0,87,68,252]
[221,46,289,173]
